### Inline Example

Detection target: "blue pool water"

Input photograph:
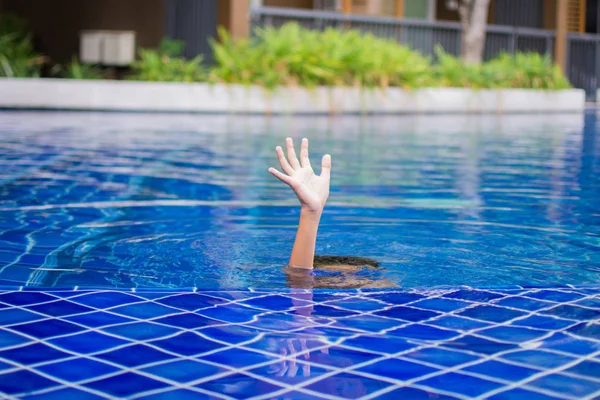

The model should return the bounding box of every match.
[0,111,599,399]
[0,111,598,289]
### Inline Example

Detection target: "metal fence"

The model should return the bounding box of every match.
[251,7,555,61]
[166,0,218,63]
[568,34,600,101]
[250,7,600,100]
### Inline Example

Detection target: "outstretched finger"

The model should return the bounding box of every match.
[300,138,311,168]
[286,137,301,170]
[269,167,296,187]
[276,146,294,175]
[320,154,331,180]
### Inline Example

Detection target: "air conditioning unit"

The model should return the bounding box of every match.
[80,30,136,66]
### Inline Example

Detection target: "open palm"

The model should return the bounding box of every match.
[269,138,331,213]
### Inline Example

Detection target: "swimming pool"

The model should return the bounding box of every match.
[0,111,598,399]
[0,111,598,289]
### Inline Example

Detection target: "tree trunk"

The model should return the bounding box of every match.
[458,0,491,64]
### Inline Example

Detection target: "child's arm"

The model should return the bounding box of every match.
[269,137,331,269]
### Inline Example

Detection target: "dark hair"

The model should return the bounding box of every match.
[313,255,380,268]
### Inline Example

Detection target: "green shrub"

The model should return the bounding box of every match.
[210,22,571,91]
[482,52,571,90]
[433,46,571,89]
[51,56,106,80]
[209,24,433,89]
[0,14,45,78]
[130,38,205,82]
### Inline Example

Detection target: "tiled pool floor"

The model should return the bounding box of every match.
[0,286,598,400]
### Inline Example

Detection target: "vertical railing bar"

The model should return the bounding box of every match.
[595,37,600,102]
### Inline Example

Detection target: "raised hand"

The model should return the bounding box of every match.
[268,138,331,214]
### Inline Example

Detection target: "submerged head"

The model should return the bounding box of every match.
[313,255,380,272]
[286,255,397,289]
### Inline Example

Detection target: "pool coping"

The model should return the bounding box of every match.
[0,78,586,115]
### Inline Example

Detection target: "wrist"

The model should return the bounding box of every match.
[300,207,323,219]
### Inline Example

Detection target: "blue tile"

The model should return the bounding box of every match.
[568,321,600,340]
[462,360,539,381]
[308,293,349,303]
[513,314,575,330]
[198,304,262,323]
[525,290,584,303]
[196,373,284,399]
[333,315,403,332]
[403,347,481,367]
[296,326,357,339]
[36,357,119,381]
[155,313,221,329]
[246,334,325,356]
[269,391,330,400]
[387,323,458,341]
[575,297,600,308]
[0,343,70,364]
[249,313,320,332]
[200,325,260,345]
[0,307,45,325]
[139,389,221,400]
[49,331,128,354]
[308,305,358,318]
[542,304,600,320]
[442,335,517,355]
[297,346,381,369]
[493,297,553,311]
[242,294,308,311]
[249,360,331,385]
[478,326,548,342]
[527,373,600,397]
[71,292,142,308]
[0,327,29,349]
[306,371,392,399]
[0,359,12,371]
[358,357,439,380]
[419,372,503,397]
[151,332,222,356]
[327,297,386,312]
[9,318,84,338]
[203,348,276,368]
[103,321,179,341]
[142,359,227,383]
[65,311,136,328]
[0,369,60,395]
[110,302,177,319]
[23,388,106,400]
[156,293,226,311]
[342,335,415,355]
[85,372,168,398]
[444,290,503,302]
[488,388,563,400]
[0,292,56,306]
[566,360,600,379]
[378,387,460,400]
[458,305,526,323]
[541,332,600,355]
[411,298,471,312]
[501,350,576,369]
[28,300,95,317]
[375,306,440,322]
[367,292,425,305]
[96,344,174,367]
[428,315,491,330]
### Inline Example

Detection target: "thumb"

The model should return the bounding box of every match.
[320,154,331,180]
